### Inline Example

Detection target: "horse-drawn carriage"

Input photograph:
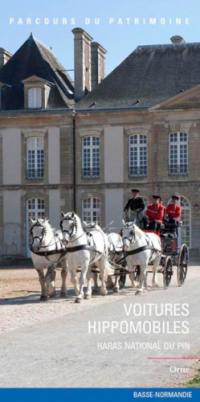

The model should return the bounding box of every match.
[29,212,189,301]
[108,219,189,290]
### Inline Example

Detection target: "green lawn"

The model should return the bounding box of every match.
[187,369,200,388]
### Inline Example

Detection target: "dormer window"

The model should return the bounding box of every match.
[23,75,52,110]
[28,87,42,108]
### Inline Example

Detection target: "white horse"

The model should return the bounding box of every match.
[30,218,68,301]
[122,222,162,294]
[60,212,113,303]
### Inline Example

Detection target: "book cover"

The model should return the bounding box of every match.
[0,1,199,401]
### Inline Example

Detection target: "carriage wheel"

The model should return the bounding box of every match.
[177,244,188,287]
[163,256,173,289]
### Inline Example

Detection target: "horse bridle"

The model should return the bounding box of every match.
[120,225,161,260]
[30,220,59,251]
[122,225,136,245]
[60,215,89,244]
[60,215,77,238]
[29,221,46,248]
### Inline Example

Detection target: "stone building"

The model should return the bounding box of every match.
[76,34,200,255]
[0,34,75,258]
[0,30,200,259]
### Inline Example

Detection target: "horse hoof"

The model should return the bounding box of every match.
[135,290,142,296]
[84,294,91,300]
[40,295,48,301]
[75,297,81,303]
[92,287,99,295]
[49,292,56,298]
[60,292,67,298]
[100,289,107,296]
[113,287,119,293]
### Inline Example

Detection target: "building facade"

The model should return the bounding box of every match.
[75,107,198,252]
[0,31,200,259]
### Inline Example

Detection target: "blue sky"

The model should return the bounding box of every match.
[0,0,200,77]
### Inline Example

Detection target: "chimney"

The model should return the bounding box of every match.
[170,35,185,45]
[72,27,93,101]
[0,48,12,69]
[91,42,106,90]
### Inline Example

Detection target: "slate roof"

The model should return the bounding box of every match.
[0,34,74,110]
[77,41,200,110]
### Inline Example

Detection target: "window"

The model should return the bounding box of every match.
[129,135,147,176]
[26,137,44,179]
[26,198,45,256]
[28,87,42,109]
[82,197,101,224]
[82,136,100,177]
[169,132,188,175]
[27,198,45,221]
[180,196,191,247]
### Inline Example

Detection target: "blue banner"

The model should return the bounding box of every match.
[0,388,199,402]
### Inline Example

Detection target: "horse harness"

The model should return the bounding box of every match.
[118,235,161,264]
[60,214,107,263]
[65,232,103,265]
[30,221,45,247]
[30,221,67,262]
[31,216,104,263]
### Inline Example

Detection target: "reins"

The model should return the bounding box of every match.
[30,221,67,261]
[61,215,104,258]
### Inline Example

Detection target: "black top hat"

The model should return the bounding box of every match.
[131,189,140,193]
[172,194,180,200]
[152,194,161,200]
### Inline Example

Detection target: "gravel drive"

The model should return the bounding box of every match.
[0,265,199,387]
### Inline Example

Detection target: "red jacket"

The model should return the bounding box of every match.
[146,203,165,223]
[166,203,182,220]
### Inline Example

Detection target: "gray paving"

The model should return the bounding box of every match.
[0,266,199,387]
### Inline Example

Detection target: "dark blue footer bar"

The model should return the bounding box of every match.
[0,388,199,402]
